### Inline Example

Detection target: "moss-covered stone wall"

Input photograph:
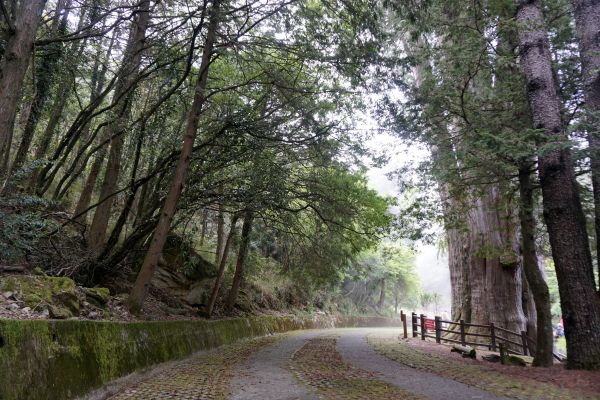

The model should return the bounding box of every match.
[0,315,399,400]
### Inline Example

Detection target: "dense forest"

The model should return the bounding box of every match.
[1,0,599,371]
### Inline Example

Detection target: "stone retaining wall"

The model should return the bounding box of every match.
[0,315,400,400]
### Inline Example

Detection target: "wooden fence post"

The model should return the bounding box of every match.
[459,320,466,346]
[520,331,529,356]
[434,316,441,344]
[411,312,418,338]
[499,343,506,365]
[490,322,497,351]
[420,314,426,341]
[401,311,408,339]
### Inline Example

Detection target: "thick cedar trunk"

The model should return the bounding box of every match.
[470,186,527,337]
[88,0,150,251]
[515,0,600,369]
[0,0,46,167]
[441,163,528,339]
[10,0,72,172]
[518,164,554,367]
[572,0,600,292]
[426,98,471,325]
[128,0,221,313]
[446,209,472,322]
[226,210,254,311]
[206,214,239,317]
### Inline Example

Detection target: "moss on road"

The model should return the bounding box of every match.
[289,336,425,399]
[108,335,280,400]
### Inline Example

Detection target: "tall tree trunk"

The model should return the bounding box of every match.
[73,150,106,224]
[128,0,221,313]
[206,213,239,318]
[446,203,472,323]
[515,0,600,369]
[518,163,554,367]
[52,22,118,201]
[99,125,145,259]
[10,0,72,172]
[88,0,151,251]
[27,1,97,190]
[572,0,600,292]
[215,203,225,264]
[471,186,528,336]
[0,0,46,170]
[522,269,538,347]
[438,154,528,340]
[226,210,254,311]
[70,27,118,223]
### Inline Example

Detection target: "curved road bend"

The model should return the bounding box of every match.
[229,328,506,400]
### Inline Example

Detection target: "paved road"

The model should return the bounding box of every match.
[229,328,505,400]
[229,331,321,400]
[337,329,505,400]
[103,328,507,400]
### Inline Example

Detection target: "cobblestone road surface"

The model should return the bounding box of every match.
[102,328,559,400]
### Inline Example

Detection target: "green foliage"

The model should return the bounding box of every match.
[342,242,420,314]
[0,193,57,263]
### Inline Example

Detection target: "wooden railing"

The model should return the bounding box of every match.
[399,310,564,362]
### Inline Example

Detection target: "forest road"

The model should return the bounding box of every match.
[229,327,506,400]
[103,327,507,400]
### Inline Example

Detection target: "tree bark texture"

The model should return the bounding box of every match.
[88,0,151,251]
[128,0,221,313]
[226,210,254,311]
[206,214,239,317]
[10,0,72,172]
[470,186,528,335]
[572,0,600,292]
[515,0,600,369]
[70,27,118,222]
[518,164,554,367]
[0,0,46,170]
[27,2,97,190]
[437,152,529,344]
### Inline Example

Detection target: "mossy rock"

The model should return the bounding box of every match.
[48,304,73,319]
[506,355,530,367]
[0,275,79,314]
[84,288,110,307]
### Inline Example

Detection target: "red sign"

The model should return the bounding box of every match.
[424,318,435,331]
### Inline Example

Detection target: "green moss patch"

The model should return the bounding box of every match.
[0,315,399,400]
[109,334,280,399]
[289,337,425,399]
[0,275,79,313]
